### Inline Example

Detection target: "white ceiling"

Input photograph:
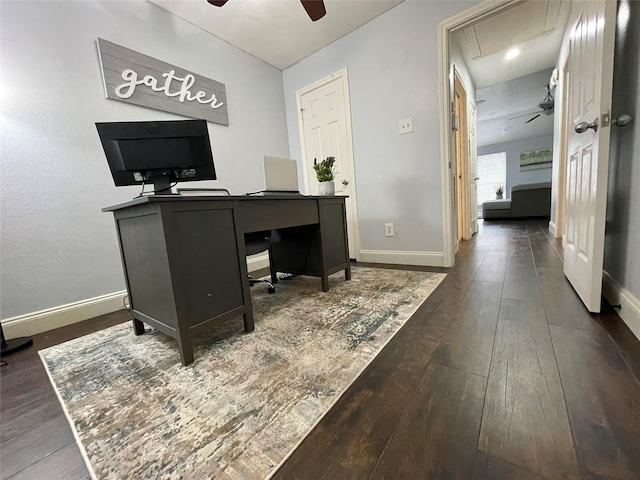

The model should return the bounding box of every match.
[476,68,555,147]
[451,0,571,88]
[148,0,403,70]
[450,1,571,146]
[476,68,554,123]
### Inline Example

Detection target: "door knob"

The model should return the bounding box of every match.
[342,179,349,186]
[574,118,599,133]
[612,114,633,127]
[474,177,480,181]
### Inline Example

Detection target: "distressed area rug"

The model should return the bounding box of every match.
[40,267,445,479]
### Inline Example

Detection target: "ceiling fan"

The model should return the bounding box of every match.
[509,84,555,124]
[206,0,327,22]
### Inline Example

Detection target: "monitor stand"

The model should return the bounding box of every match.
[152,177,174,195]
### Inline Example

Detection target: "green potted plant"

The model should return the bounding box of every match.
[313,156,336,195]
[496,185,505,199]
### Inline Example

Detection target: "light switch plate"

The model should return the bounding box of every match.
[399,117,414,135]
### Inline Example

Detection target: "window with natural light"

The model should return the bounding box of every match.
[477,152,507,218]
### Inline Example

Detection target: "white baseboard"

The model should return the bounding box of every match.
[247,254,269,272]
[359,249,445,267]
[2,254,271,339]
[1,291,128,339]
[602,271,640,341]
[549,221,557,237]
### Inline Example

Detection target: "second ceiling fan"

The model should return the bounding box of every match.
[206,0,327,22]
[509,84,555,124]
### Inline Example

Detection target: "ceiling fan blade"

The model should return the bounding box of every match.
[207,0,228,6]
[524,114,541,124]
[300,0,326,21]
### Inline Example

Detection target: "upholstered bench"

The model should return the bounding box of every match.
[482,181,551,219]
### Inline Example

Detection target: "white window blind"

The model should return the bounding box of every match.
[477,152,507,205]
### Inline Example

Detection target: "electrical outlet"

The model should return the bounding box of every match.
[399,117,414,135]
[385,223,394,237]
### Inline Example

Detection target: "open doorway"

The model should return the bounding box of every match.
[441,0,571,265]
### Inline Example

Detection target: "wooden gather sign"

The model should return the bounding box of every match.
[97,38,229,126]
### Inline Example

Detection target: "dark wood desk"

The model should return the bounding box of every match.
[103,195,350,365]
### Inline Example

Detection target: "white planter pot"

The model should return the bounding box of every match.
[318,181,335,196]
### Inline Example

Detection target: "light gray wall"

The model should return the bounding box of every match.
[604,0,640,301]
[450,38,476,106]
[0,0,290,319]
[282,0,478,254]
[478,134,553,197]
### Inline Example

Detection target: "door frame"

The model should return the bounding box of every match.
[550,52,571,239]
[295,67,361,261]
[438,0,521,266]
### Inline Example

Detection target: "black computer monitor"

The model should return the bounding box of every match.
[96,119,216,194]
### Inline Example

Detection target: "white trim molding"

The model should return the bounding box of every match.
[247,254,270,272]
[1,255,271,338]
[549,221,557,238]
[359,250,445,267]
[1,291,128,338]
[437,22,454,267]
[602,271,640,341]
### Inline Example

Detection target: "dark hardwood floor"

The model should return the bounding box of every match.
[2,220,639,479]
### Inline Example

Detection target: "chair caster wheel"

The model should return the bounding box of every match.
[267,287,276,294]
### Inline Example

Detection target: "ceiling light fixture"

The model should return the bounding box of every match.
[505,48,520,60]
[503,127,511,132]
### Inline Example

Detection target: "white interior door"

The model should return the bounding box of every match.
[454,88,465,242]
[298,70,359,259]
[468,101,478,235]
[454,72,470,241]
[563,0,616,313]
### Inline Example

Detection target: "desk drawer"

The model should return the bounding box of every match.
[240,200,319,232]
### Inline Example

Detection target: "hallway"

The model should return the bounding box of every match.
[2,221,639,479]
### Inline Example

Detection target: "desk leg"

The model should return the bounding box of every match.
[345,265,352,281]
[269,247,278,284]
[321,275,329,292]
[176,334,194,366]
[243,309,255,332]
[132,318,145,335]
